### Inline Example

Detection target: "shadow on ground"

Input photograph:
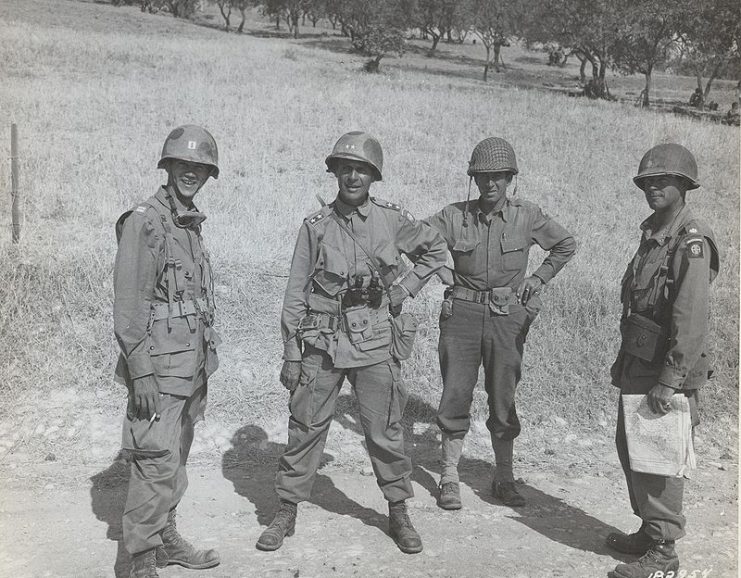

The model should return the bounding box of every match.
[336,392,628,560]
[90,452,132,578]
[221,424,387,537]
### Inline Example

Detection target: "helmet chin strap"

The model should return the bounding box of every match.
[507,175,518,200]
[164,186,206,229]
[463,176,472,228]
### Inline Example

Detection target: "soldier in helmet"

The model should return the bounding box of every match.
[114,125,222,577]
[425,137,576,510]
[256,131,447,554]
[606,144,719,578]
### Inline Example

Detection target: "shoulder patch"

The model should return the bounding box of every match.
[685,237,705,259]
[135,205,147,213]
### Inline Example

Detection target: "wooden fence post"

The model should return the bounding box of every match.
[11,123,21,243]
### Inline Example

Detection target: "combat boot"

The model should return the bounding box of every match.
[609,540,679,578]
[129,548,159,578]
[256,500,297,551]
[388,500,423,554]
[161,508,220,569]
[437,481,462,510]
[492,480,526,507]
[605,523,653,555]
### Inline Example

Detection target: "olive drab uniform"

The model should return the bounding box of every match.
[611,204,719,542]
[114,186,220,555]
[277,195,446,504]
[426,196,576,482]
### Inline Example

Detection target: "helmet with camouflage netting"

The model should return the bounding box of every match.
[157,125,219,179]
[467,137,518,176]
[325,131,383,181]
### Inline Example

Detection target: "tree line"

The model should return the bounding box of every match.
[111,0,740,107]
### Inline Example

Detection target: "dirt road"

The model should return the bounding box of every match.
[0,424,736,578]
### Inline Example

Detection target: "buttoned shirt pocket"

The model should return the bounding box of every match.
[149,317,198,379]
[500,234,528,272]
[313,244,348,296]
[450,238,480,274]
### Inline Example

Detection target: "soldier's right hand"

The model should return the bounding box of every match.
[130,375,161,421]
[280,360,302,391]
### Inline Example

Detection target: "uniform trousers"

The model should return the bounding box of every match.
[437,299,532,442]
[276,346,413,504]
[121,384,206,554]
[615,397,686,541]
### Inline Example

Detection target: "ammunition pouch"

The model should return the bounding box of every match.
[620,313,669,363]
[298,312,340,334]
[343,305,374,344]
[151,298,210,323]
[451,285,515,315]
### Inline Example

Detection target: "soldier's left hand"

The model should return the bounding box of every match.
[516,276,543,305]
[647,383,676,414]
[389,284,409,311]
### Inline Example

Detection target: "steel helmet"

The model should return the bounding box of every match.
[633,144,699,190]
[157,125,219,179]
[467,137,518,176]
[325,131,383,181]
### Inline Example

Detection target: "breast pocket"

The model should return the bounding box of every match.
[313,245,349,296]
[450,239,480,274]
[500,234,527,272]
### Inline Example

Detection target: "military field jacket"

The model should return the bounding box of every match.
[281,196,447,368]
[113,187,219,396]
[612,204,719,392]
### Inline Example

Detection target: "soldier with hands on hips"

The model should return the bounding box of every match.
[426,137,576,510]
[257,131,447,554]
[114,125,222,578]
[606,144,719,578]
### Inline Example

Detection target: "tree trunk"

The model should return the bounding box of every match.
[237,8,245,33]
[493,44,501,72]
[292,13,300,38]
[430,34,440,52]
[483,45,491,81]
[642,69,652,107]
[275,15,280,30]
[704,59,724,100]
[218,4,231,31]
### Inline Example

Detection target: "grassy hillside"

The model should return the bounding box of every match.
[0,0,737,463]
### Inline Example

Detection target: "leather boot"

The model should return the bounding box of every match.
[388,501,423,554]
[492,480,526,507]
[161,508,220,569]
[609,540,680,578]
[256,500,297,551]
[438,481,462,510]
[605,523,653,555]
[129,548,159,578]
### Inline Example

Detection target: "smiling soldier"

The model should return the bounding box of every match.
[426,137,576,510]
[114,125,222,577]
[257,131,447,554]
[606,144,720,578]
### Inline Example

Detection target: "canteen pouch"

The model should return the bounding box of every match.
[390,312,418,361]
[621,314,668,363]
[343,305,374,345]
[489,287,514,316]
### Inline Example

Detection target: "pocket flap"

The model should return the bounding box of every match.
[501,234,526,253]
[452,238,480,253]
[149,319,197,356]
[317,245,348,277]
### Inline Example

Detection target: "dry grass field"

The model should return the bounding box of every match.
[0,0,738,469]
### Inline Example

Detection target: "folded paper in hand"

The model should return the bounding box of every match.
[622,394,696,478]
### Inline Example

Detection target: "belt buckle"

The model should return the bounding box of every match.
[479,291,488,304]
